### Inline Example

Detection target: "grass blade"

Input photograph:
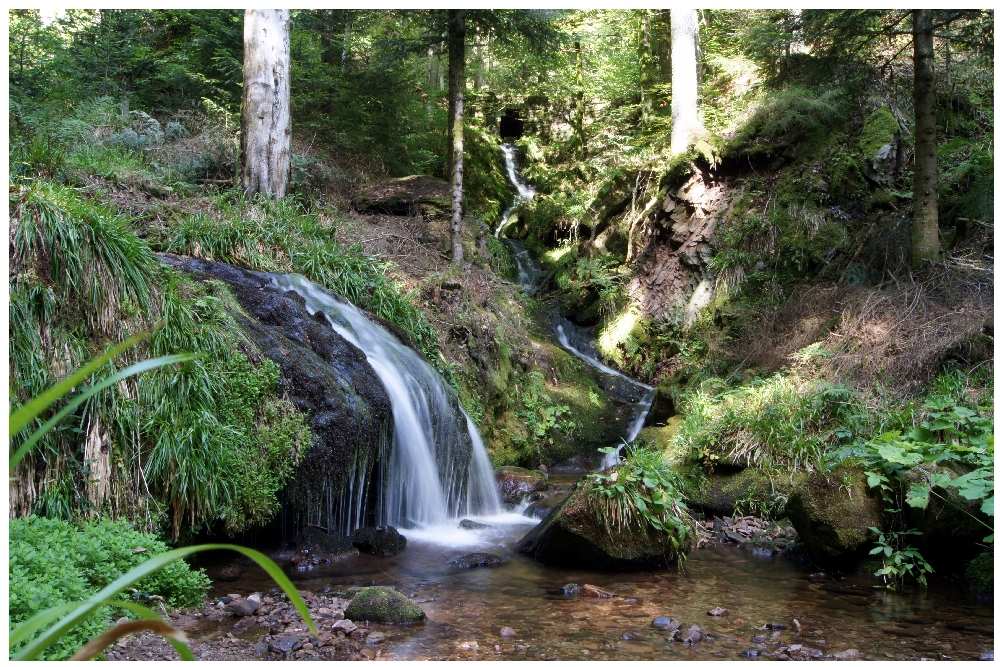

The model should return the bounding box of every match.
[13,544,314,661]
[68,620,186,661]
[10,353,198,472]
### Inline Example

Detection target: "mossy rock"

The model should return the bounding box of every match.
[965,550,993,595]
[646,384,676,427]
[515,477,692,570]
[496,466,548,503]
[636,416,685,454]
[785,464,884,566]
[859,108,900,156]
[344,586,425,624]
[685,468,796,519]
[902,462,991,569]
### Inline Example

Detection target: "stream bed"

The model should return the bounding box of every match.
[198,491,993,662]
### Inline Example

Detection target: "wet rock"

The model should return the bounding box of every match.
[515,475,692,570]
[500,627,516,637]
[159,255,393,524]
[299,527,360,561]
[252,642,269,656]
[350,628,369,639]
[687,469,796,519]
[366,632,385,645]
[448,552,503,568]
[786,464,884,565]
[332,619,358,635]
[645,384,676,426]
[620,631,642,641]
[225,598,260,617]
[215,564,243,582]
[459,519,492,530]
[708,607,729,616]
[980,651,994,661]
[496,466,548,503]
[345,586,425,624]
[269,636,302,654]
[787,644,824,659]
[456,641,479,652]
[652,617,680,630]
[751,635,767,644]
[740,649,759,659]
[360,647,377,659]
[966,550,994,596]
[524,493,565,519]
[548,457,591,474]
[832,649,861,660]
[350,526,407,557]
[681,625,703,643]
[764,623,786,631]
[580,584,615,598]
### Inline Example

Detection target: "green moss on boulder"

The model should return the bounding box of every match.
[785,464,884,565]
[344,586,425,624]
[686,468,796,519]
[514,478,692,570]
[859,108,900,156]
[965,550,993,595]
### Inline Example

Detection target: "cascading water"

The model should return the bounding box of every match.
[268,273,504,539]
[495,143,536,238]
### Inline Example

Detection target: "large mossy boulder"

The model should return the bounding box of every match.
[785,464,884,565]
[159,255,393,524]
[965,550,993,597]
[686,468,798,519]
[515,478,692,570]
[903,462,991,568]
[496,466,548,504]
[344,586,425,624]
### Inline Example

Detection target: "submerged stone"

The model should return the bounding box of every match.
[448,553,503,568]
[459,519,492,530]
[345,586,425,624]
[350,526,407,557]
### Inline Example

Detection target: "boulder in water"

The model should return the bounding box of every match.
[686,468,798,519]
[496,466,547,504]
[525,493,565,519]
[448,553,503,568]
[515,477,693,570]
[786,464,884,565]
[459,519,492,530]
[345,586,425,624]
[350,526,407,557]
[299,526,359,561]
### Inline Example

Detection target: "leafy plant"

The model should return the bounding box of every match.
[587,443,692,561]
[868,527,935,589]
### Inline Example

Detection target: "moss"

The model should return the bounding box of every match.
[686,467,796,519]
[785,464,884,564]
[344,586,425,624]
[965,550,993,594]
[858,108,900,156]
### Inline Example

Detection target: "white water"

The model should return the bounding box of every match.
[494,143,536,238]
[268,274,506,543]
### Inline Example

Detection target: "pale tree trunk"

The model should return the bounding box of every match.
[911,8,941,268]
[670,8,701,155]
[574,39,586,158]
[448,9,466,266]
[639,10,656,132]
[241,9,291,198]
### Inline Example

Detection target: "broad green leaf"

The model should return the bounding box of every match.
[981,496,994,517]
[905,483,931,509]
[906,426,935,443]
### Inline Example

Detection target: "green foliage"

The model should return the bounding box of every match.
[587,443,692,560]
[166,193,448,376]
[9,516,210,660]
[868,527,935,588]
[727,87,848,159]
[858,108,899,156]
[511,371,575,461]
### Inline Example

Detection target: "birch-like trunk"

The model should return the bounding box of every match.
[670,9,701,155]
[449,10,466,266]
[911,9,941,268]
[241,9,291,199]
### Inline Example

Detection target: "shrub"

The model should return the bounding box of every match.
[9,516,211,660]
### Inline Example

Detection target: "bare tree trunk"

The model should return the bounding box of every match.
[670,8,701,155]
[574,39,586,159]
[448,9,466,266]
[911,8,941,268]
[241,9,291,198]
[639,10,657,132]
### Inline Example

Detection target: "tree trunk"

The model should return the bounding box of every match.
[655,10,671,83]
[448,9,466,266]
[574,39,586,158]
[639,11,657,132]
[241,9,291,199]
[911,8,941,268]
[670,9,701,155]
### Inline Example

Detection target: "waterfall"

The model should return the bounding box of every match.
[505,238,657,469]
[495,143,536,238]
[269,273,502,531]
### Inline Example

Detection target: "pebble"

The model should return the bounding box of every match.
[366,632,386,645]
[269,636,302,654]
[620,631,642,641]
[751,635,767,644]
[500,627,516,637]
[456,641,479,652]
[708,607,729,616]
[652,616,676,629]
[681,625,703,644]
[740,649,759,659]
[332,619,358,634]
[832,649,861,660]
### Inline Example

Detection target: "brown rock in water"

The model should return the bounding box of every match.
[832,649,861,660]
[707,607,728,616]
[580,584,616,598]
[215,564,243,582]
[496,467,548,504]
[500,627,516,637]
[680,625,703,643]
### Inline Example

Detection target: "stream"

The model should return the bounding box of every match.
[183,145,992,663]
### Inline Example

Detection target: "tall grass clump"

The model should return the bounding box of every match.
[166,193,448,373]
[10,183,310,538]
